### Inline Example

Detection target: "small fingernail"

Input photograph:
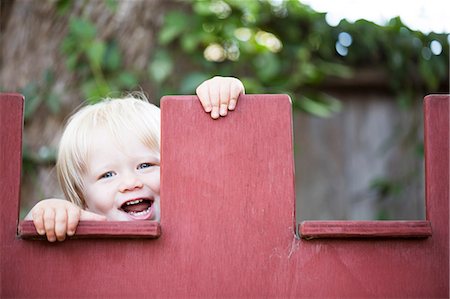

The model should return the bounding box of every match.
[67,230,74,236]
[205,106,212,113]
[219,105,228,116]
[211,107,219,119]
[48,237,56,242]
[229,100,236,110]
[38,229,45,235]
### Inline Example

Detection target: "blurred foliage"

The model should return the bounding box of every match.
[43,0,448,111]
[18,69,60,173]
[150,0,448,115]
[13,0,449,163]
[60,16,138,102]
[20,69,60,122]
[149,0,447,213]
[369,177,403,220]
[7,0,448,217]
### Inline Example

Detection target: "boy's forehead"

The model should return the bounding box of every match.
[89,128,134,149]
[86,128,159,160]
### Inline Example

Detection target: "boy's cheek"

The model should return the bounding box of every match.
[151,169,161,193]
[84,187,108,211]
[153,178,161,194]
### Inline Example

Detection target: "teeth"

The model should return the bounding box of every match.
[126,199,143,206]
[129,207,151,216]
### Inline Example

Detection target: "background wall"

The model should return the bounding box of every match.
[295,90,425,221]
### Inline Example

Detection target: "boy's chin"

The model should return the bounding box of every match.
[111,208,158,221]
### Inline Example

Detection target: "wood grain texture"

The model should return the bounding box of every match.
[1,94,448,298]
[0,94,23,241]
[300,220,432,239]
[18,220,161,239]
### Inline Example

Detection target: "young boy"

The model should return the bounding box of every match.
[26,76,245,242]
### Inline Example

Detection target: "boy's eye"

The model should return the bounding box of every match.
[137,163,154,169]
[99,171,115,180]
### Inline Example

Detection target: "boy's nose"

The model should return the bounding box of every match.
[119,175,143,193]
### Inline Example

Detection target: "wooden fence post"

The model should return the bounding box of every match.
[1,93,448,298]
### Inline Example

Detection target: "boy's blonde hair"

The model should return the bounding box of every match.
[56,95,160,208]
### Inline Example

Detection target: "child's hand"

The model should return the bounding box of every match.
[196,76,245,119]
[25,199,106,242]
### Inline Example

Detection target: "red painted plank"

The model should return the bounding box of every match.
[299,220,432,239]
[18,220,161,239]
[0,93,23,241]
[158,94,447,298]
[1,94,448,298]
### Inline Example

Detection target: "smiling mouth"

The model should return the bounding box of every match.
[120,198,153,217]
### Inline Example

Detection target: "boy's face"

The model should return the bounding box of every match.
[81,128,160,221]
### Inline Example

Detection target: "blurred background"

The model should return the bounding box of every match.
[1,0,448,221]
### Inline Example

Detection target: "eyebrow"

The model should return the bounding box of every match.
[131,154,160,163]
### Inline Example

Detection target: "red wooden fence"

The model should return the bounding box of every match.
[1,93,448,298]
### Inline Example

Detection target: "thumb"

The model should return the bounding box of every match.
[80,210,107,221]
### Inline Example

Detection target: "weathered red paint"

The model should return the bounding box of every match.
[1,93,448,298]
[300,220,432,239]
[18,220,161,239]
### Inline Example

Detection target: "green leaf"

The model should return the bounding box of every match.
[60,37,76,54]
[45,93,61,114]
[159,11,189,45]
[68,18,96,41]
[55,0,73,15]
[295,96,335,118]
[82,80,110,103]
[21,83,40,120]
[181,33,200,52]
[117,72,138,88]
[105,0,118,11]
[87,41,106,67]
[193,1,214,16]
[148,51,173,83]
[43,69,55,86]
[318,61,353,78]
[240,77,264,93]
[376,210,390,221]
[253,52,280,81]
[415,142,424,157]
[103,42,121,71]
[20,82,38,100]
[179,72,211,94]
[419,58,438,90]
[370,177,402,197]
[65,53,79,70]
